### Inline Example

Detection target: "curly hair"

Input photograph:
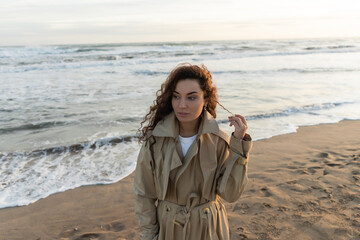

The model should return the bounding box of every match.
[138,63,218,143]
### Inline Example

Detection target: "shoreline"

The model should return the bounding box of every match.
[1,120,360,239]
[2,119,357,210]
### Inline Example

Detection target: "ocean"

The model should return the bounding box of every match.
[1,38,360,208]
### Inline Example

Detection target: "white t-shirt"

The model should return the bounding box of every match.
[179,134,198,156]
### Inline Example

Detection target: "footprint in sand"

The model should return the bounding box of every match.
[236,227,249,239]
[313,152,334,165]
[238,233,248,239]
[296,166,322,175]
[59,228,105,240]
[318,152,330,158]
[103,221,125,232]
[307,166,322,174]
[325,162,343,167]
[262,203,272,208]
[278,206,289,212]
[59,227,81,239]
[293,160,306,166]
[74,233,102,240]
[286,180,297,185]
[353,176,360,182]
[259,187,272,197]
[233,203,250,212]
[346,155,360,166]
[296,168,310,175]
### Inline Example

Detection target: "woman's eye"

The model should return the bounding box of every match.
[173,95,180,99]
[188,96,196,100]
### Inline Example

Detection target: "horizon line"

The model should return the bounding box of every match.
[1,36,360,48]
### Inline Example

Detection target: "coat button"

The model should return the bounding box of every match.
[203,208,209,214]
[166,206,171,212]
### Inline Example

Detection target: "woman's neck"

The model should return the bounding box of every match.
[179,118,200,137]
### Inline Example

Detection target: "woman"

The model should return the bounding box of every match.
[134,63,252,240]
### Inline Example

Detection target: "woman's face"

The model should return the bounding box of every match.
[172,79,206,124]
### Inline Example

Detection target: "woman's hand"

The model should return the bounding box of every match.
[228,114,248,139]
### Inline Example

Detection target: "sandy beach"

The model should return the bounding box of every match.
[1,120,359,240]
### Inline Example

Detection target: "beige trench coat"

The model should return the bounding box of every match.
[134,110,253,240]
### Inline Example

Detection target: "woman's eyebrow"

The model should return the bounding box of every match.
[173,90,198,95]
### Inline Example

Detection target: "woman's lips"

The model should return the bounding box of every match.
[178,112,189,117]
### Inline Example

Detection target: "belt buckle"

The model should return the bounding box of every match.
[172,207,189,228]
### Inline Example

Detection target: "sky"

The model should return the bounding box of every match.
[1,0,360,46]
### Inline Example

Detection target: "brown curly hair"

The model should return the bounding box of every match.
[138,63,218,143]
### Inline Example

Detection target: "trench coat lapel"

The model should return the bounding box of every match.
[152,112,182,199]
[152,112,178,138]
[196,111,230,197]
[152,112,182,173]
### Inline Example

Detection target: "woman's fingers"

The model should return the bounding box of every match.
[228,116,242,129]
[229,115,248,131]
[235,114,247,126]
[229,115,245,125]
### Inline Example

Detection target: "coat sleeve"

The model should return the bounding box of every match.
[217,133,253,203]
[134,142,159,240]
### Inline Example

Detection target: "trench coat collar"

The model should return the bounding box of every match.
[152,110,229,143]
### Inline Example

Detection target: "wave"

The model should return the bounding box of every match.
[213,68,359,75]
[97,55,119,61]
[0,121,67,134]
[304,45,355,50]
[246,102,352,120]
[0,133,139,209]
[0,109,13,113]
[125,45,360,60]
[222,48,360,60]
[0,134,138,158]
[2,102,352,156]
[217,101,354,124]
[116,116,143,122]
[134,70,169,75]
[0,115,142,134]
[75,48,111,53]
[5,59,359,74]
[134,67,359,76]
[16,61,45,66]
[276,68,358,74]
[2,42,360,73]
[1,61,119,73]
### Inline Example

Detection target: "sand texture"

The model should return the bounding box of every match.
[0,120,359,240]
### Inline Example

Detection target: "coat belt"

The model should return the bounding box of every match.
[158,196,222,240]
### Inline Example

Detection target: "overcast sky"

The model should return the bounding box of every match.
[1,0,360,46]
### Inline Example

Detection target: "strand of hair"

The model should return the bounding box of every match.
[216,101,234,116]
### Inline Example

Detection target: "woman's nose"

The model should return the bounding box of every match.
[179,98,186,108]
